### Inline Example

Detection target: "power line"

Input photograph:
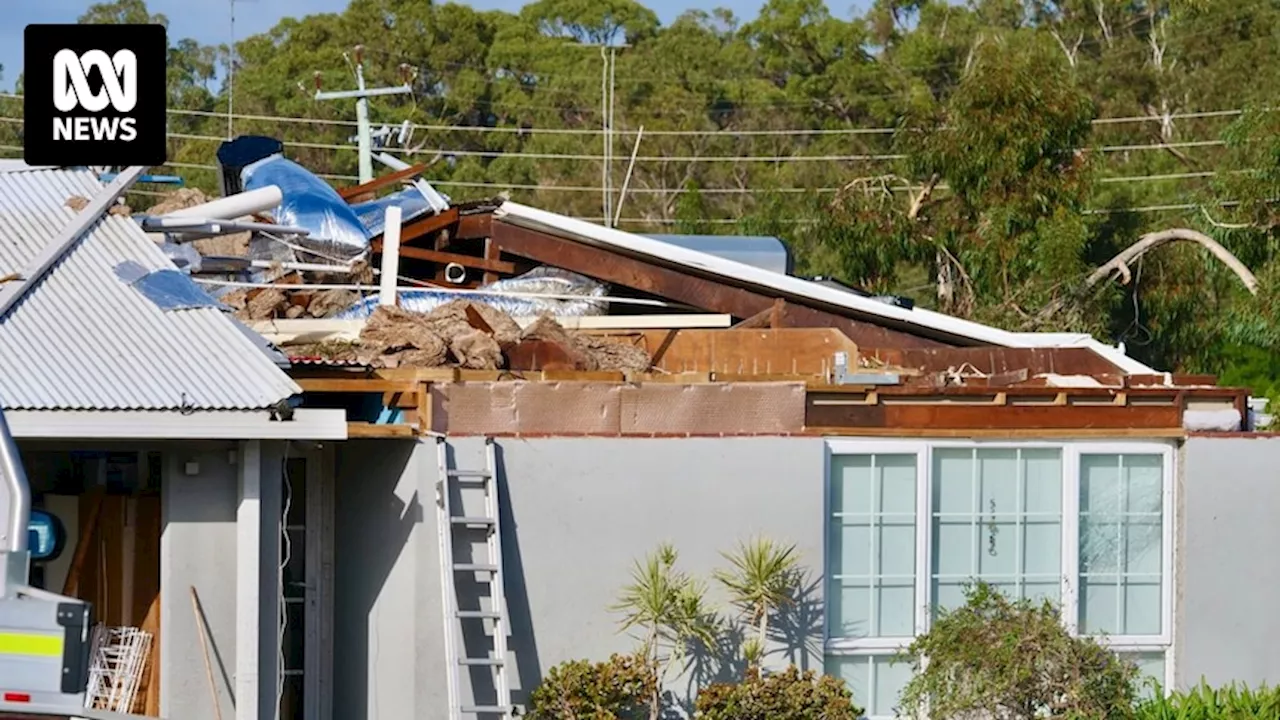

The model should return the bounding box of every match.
[0,92,1260,137]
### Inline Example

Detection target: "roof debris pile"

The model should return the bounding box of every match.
[98,134,1260,433]
[290,300,650,371]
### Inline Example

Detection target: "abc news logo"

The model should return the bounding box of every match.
[24,24,166,167]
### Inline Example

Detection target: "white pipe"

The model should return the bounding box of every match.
[250,260,356,274]
[164,185,284,220]
[443,263,466,284]
[379,205,403,306]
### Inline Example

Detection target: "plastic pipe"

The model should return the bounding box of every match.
[164,185,284,220]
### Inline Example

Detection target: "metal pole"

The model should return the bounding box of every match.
[607,47,617,227]
[355,58,373,184]
[227,0,235,139]
[600,46,610,227]
[613,125,643,228]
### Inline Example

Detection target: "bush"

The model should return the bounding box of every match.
[693,666,863,720]
[898,582,1138,719]
[526,653,657,720]
[1135,682,1280,719]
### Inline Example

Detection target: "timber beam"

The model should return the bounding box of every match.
[489,221,948,349]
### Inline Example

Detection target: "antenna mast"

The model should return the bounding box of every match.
[312,46,414,184]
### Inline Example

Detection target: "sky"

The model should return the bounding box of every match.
[2,0,869,92]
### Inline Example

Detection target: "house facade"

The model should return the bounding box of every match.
[209,202,1278,720]
[0,162,346,719]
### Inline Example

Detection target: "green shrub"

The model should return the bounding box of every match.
[1135,682,1280,719]
[898,582,1138,719]
[693,666,863,720]
[526,653,657,720]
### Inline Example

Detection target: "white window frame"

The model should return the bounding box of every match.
[823,438,1176,696]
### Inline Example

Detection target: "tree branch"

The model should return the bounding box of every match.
[1087,228,1258,295]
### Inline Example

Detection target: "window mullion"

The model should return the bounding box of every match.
[1062,448,1080,636]
[916,446,931,636]
[1015,449,1024,600]
[869,455,879,638]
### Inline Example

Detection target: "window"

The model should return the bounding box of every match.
[824,441,1173,719]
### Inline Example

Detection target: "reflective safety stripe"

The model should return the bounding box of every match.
[0,631,63,657]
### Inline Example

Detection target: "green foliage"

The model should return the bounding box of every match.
[526,653,657,720]
[898,582,1138,720]
[712,537,800,667]
[612,543,719,719]
[613,542,719,658]
[1134,682,1280,719]
[693,666,863,720]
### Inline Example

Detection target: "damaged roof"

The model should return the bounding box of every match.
[0,165,301,411]
[492,201,1157,373]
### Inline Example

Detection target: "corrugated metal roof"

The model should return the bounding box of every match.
[0,166,302,410]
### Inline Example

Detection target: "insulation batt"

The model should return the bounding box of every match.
[241,154,371,260]
[335,266,608,319]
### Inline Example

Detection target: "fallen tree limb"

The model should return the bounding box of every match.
[1086,228,1258,295]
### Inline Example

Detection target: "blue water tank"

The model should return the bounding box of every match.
[644,234,793,276]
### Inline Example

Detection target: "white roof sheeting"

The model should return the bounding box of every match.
[494,201,1158,374]
[0,166,302,411]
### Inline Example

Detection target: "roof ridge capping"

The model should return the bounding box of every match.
[491,201,1158,374]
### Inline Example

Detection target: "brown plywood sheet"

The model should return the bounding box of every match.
[434,381,805,435]
[435,382,623,435]
[631,328,858,376]
[621,383,806,435]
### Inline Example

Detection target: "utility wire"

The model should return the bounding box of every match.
[0,92,1262,137]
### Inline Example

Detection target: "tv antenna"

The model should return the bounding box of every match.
[227,0,257,139]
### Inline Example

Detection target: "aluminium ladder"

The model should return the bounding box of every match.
[435,436,512,719]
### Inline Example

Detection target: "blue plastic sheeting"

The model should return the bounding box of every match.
[334,266,608,320]
[115,260,226,311]
[350,186,435,237]
[242,154,370,259]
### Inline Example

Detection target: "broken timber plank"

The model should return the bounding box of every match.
[337,163,429,200]
[489,220,946,349]
[379,244,516,275]
[346,422,416,438]
[805,397,1183,430]
[367,206,460,248]
[455,212,492,240]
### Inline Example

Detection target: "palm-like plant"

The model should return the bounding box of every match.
[613,543,719,720]
[713,537,801,669]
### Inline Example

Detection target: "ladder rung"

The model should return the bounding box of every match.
[459,657,504,666]
[457,610,502,619]
[448,469,492,479]
[451,516,496,526]
[453,563,498,572]
[461,706,510,714]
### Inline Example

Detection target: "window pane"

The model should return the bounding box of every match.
[1079,453,1164,636]
[828,581,870,637]
[824,654,912,718]
[1117,651,1166,699]
[931,448,1062,613]
[829,453,917,639]
[832,456,873,515]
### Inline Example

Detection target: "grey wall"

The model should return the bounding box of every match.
[160,443,239,720]
[160,440,284,720]
[1177,436,1280,688]
[332,436,826,718]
